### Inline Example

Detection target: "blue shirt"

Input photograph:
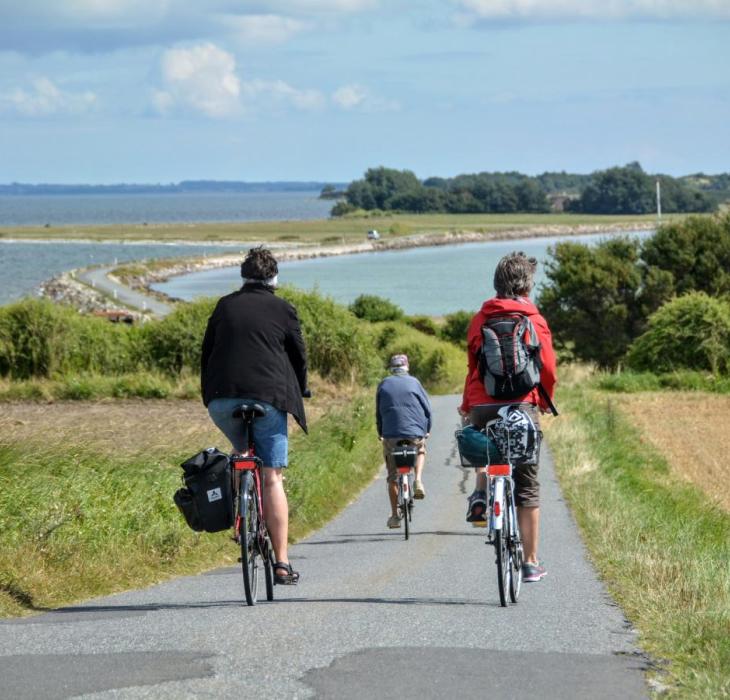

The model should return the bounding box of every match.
[376,373,432,438]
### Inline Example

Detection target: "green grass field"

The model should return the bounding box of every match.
[0,212,666,243]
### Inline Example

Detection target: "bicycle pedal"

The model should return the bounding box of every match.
[471,521,488,528]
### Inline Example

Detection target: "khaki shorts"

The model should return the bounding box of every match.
[382,437,426,483]
[469,403,541,509]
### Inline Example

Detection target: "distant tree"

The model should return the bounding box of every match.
[641,214,730,297]
[575,165,655,214]
[537,237,661,368]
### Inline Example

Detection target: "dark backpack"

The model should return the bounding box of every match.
[479,314,542,401]
[173,447,234,533]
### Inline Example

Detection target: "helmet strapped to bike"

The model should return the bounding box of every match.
[488,405,541,465]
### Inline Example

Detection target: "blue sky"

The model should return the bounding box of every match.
[0,0,728,183]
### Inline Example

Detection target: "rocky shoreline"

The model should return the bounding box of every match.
[38,221,656,315]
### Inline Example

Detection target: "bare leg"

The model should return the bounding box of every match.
[263,467,289,568]
[415,453,425,482]
[518,506,540,564]
[388,480,399,517]
[475,467,487,492]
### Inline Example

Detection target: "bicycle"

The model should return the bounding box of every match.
[230,402,274,606]
[391,442,418,540]
[485,453,523,607]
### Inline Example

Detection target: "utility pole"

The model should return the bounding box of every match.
[656,179,662,221]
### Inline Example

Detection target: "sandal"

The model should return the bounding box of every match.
[273,561,300,585]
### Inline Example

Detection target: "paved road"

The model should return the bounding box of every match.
[0,395,647,699]
[77,266,173,316]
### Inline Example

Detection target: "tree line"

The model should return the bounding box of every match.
[331,163,720,216]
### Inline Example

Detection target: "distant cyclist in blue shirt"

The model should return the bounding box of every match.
[376,354,432,529]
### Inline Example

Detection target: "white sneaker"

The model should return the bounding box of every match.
[387,515,402,529]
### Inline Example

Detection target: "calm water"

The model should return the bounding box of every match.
[0,191,333,226]
[0,241,246,305]
[154,230,653,315]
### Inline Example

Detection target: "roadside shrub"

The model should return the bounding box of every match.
[0,299,140,379]
[280,287,381,385]
[349,294,404,322]
[405,315,438,336]
[141,298,216,374]
[626,292,730,374]
[440,310,472,348]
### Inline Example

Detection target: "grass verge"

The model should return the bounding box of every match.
[594,370,730,394]
[544,385,730,697]
[0,213,663,243]
[0,390,381,617]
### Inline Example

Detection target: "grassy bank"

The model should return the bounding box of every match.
[544,384,730,697]
[0,390,381,617]
[0,213,663,243]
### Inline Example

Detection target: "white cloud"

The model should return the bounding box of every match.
[0,77,96,116]
[155,43,241,118]
[453,0,730,22]
[241,79,325,110]
[332,83,399,112]
[153,42,325,117]
[225,14,310,44]
[0,1,378,53]
[332,84,367,109]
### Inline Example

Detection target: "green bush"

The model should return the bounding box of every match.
[440,310,472,348]
[280,288,382,385]
[141,298,216,374]
[405,315,438,336]
[626,292,730,375]
[349,294,404,322]
[0,299,141,379]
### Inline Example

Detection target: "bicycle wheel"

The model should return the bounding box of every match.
[240,472,260,606]
[399,477,409,541]
[263,534,274,601]
[508,492,523,604]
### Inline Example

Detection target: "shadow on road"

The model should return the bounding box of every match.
[301,530,484,546]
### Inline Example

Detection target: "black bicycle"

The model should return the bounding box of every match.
[230,402,274,606]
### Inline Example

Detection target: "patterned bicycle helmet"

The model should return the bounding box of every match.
[489,405,541,465]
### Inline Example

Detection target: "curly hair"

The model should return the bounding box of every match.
[493,251,537,298]
[240,246,278,281]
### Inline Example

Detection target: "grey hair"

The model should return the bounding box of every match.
[493,251,537,298]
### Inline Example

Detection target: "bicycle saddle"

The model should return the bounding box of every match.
[232,402,266,419]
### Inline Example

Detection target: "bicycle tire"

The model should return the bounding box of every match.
[263,535,274,601]
[508,491,522,604]
[400,476,409,541]
[240,472,259,606]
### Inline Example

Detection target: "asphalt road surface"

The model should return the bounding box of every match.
[77,266,172,316]
[0,395,647,699]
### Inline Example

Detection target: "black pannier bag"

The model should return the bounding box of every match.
[174,448,233,533]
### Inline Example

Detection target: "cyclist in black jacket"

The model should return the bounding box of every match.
[201,247,307,584]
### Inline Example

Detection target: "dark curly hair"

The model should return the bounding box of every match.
[240,246,278,281]
[493,251,537,298]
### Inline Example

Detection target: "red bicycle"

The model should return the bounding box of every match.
[230,402,274,606]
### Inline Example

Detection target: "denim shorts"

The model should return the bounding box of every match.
[208,398,288,468]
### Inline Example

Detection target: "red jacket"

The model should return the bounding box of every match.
[460,297,557,414]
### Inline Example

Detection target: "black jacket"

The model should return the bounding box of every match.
[200,283,308,432]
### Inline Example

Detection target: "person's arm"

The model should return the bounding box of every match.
[459,313,481,414]
[375,383,383,437]
[284,305,308,394]
[200,304,218,402]
[416,382,432,434]
[535,315,557,410]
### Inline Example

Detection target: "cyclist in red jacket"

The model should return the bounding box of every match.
[459,251,557,582]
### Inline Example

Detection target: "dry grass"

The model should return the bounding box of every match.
[616,393,730,512]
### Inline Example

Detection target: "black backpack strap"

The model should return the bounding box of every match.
[537,382,559,416]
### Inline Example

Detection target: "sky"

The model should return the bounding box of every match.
[0,0,728,183]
